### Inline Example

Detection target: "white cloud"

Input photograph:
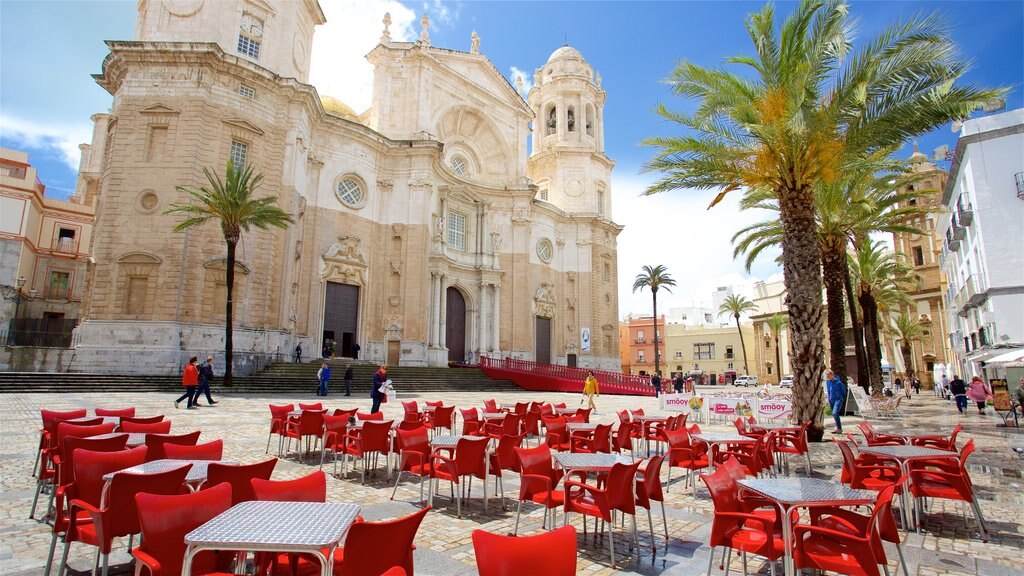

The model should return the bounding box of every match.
[422,0,459,28]
[613,172,782,318]
[308,0,417,113]
[0,113,91,171]
[509,66,533,98]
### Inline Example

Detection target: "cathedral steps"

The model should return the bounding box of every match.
[0,364,523,395]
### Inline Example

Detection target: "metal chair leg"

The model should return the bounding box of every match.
[707,546,716,576]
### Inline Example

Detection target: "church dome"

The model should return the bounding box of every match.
[547,45,582,62]
[908,143,928,164]
[320,95,356,119]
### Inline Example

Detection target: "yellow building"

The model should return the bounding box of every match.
[663,323,755,384]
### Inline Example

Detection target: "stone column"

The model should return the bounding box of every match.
[491,283,500,352]
[428,272,438,347]
[479,281,489,355]
[439,274,448,350]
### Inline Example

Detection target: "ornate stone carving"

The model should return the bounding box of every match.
[391,224,405,238]
[324,235,365,263]
[381,12,392,42]
[385,317,403,340]
[320,235,368,285]
[533,282,555,319]
[490,231,502,254]
[377,178,394,192]
[470,31,480,54]
[567,297,576,310]
[419,13,430,45]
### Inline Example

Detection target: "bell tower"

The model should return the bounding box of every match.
[527,45,613,217]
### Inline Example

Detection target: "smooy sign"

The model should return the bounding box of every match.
[757,398,792,420]
[663,393,698,414]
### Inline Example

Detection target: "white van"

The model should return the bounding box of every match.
[734,375,759,387]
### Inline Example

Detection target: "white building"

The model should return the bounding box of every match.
[938,108,1024,378]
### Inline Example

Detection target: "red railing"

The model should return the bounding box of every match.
[480,356,655,397]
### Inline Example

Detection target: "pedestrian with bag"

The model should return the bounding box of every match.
[371,363,388,414]
[343,363,353,397]
[651,371,662,398]
[175,356,200,410]
[949,375,968,413]
[583,370,600,412]
[967,376,992,415]
[317,361,331,396]
[196,355,218,405]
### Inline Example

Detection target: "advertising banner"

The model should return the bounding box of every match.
[756,397,793,420]
[663,393,702,414]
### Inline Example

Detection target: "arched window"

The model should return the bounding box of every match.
[567,107,575,132]
[545,105,557,135]
[586,104,595,136]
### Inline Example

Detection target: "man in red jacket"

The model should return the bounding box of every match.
[175,356,200,410]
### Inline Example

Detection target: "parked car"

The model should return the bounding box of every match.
[734,375,759,387]
[779,375,794,388]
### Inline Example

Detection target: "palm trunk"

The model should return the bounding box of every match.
[900,342,914,381]
[843,261,869,394]
[652,290,660,378]
[821,239,848,385]
[773,331,782,384]
[736,314,750,375]
[858,290,883,395]
[224,239,236,387]
[779,184,826,433]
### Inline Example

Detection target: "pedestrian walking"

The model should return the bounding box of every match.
[196,356,218,406]
[825,369,846,434]
[912,377,921,395]
[949,375,968,413]
[294,344,302,363]
[940,373,950,399]
[175,356,200,410]
[317,361,331,396]
[352,343,361,360]
[343,364,353,396]
[370,363,388,413]
[967,376,992,415]
[651,372,662,398]
[583,370,600,412]
[673,372,684,393]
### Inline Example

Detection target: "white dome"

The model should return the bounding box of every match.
[547,45,582,62]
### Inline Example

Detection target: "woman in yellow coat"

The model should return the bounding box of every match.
[583,370,600,411]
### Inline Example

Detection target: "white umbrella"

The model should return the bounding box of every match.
[985,348,1024,368]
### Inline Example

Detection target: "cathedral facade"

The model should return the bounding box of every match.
[72,0,622,374]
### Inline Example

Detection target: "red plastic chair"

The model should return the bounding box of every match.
[734,417,763,439]
[613,421,637,456]
[45,446,149,576]
[909,423,962,451]
[908,440,988,540]
[298,402,323,411]
[773,420,813,476]
[512,443,565,534]
[356,411,384,421]
[858,421,906,446]
[715,434,772,478]
[476,433,525,509]
[34,409,88,479]
[570,423,612,454]
[252,470,327,502]
[665,427,710,496]
[636,452,670,549]
[521,409,542,443]
[702,465,785,576]
[205,459,277,505]
[320,414,351,474]
[32,421,117,520]
[835,440,900,492]
[333,506,430,576]
[132,482,234,576]
[163,439,224,460]
[53,434,130,507]
[793,484,898,576]
[460,408,481,435]
[483,399,498,412]
[553,402,567,409]
[118,415,165,430]
[425,400,443,408]
[486,413,521,440]
[266,404,294,455]
[402,401,421,423]
[429,436,489,517]
[95,407,135,418]
[473,525,577,576]
[120,420,172,434]
[343,420,394,483]
[564,459,643,567]
[575,407,593,423]
[391,426,433,503]
[425,405,456,437]
[63,461,190,576]
[283,409,326,463]
[542,416,569,451]
[145,431,201,462]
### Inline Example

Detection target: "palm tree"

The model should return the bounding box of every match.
[165,161,293,386]
[632,265,676,378]
[888,312,925,383]
[849,240,911,394]
[642,0,1001,428]
[718,294,758,376]
[766,313,789,384]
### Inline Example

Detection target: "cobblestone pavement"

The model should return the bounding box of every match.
[0,387,1020,575]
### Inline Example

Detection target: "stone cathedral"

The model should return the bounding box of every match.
[72,0,622,375]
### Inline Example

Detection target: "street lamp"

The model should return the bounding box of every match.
[2,276,27,345]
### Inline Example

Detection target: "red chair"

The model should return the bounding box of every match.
[835,440,900,492]
[298,402,323,411]
[460,408,481,435]
[473,525,577,576]
[32,421,117,520]
[734,418,763,439]
[343,420,394,483]
[715,434,772,478]
[95,407,135,418]
[564,459,643,567]
[575,407,592,423]
[356,411,384,421]
[665,427,710,496]
[542,416,569,451]
[476,433,525,509]
[163,439,224,460]
[398,420,424,431]
[320,413,351,474]
[910,423,962,451]
[429,436,489,517]
[252,470,327,502]
[636,453,669,549]
[702,465,785,576]
[204,459,277,505]
[283,409,326,463]
[858,421,906,446]
[425,405,456,437]
[553,402,567,409]
[512,443,565,534]
[486,413,521,440]
[45,446,149,576]
[908,439,988,540]
[266,404,294,455]
[63,461,190,576]
[34,409,88,478]
[425,400,443,408]
[483,399,498,412]
[119,415,165,430]
[613,421,637,456]
[132,482,235,576]
[53,434,130,512]
[522,410,542,444]
[120,420,172,434]
[333,506,430,576]
[793,484,899,576]
[773,420,813,476]
[402,401,421,423]
[512,402,529,415]
[570,423,612,453]
[391,426,433,503]
[145,431,201,461]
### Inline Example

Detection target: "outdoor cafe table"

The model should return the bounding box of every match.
[566,422,599,434]
[552,452,633,477]
[858,445,958,532]
[91,432,146,447]
[738,478,876,576]
[102,459,237,494]
[430,435,491,510]
[692,433,755,466]
[554,407,580,416]
[183,501,361,576]
[634,415,669,456]
[480,412,506,421]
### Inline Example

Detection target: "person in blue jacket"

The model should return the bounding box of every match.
[317,362,331,396]
[825,369,847,434]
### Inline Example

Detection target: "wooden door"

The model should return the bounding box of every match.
[446,287,466,363]
[535,317,551,364]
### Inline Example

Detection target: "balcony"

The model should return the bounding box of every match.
[952,215,966,241]
[949,330,964,353]
[53,236,78,255]
[955,287,968,317]
[956,196,974,226]
[946,228,961,252]
[1016,172,1024,199]
[634,338,645,344]
[965,274,987,307]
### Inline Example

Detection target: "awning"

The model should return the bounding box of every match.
[984,348,1024,367]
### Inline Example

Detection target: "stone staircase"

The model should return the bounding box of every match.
[0,361,522,395]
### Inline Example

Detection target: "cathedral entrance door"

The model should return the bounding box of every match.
[445,287,466,363]
[324,282,359,358]
[387,341,400,366]
[535,317,551,365]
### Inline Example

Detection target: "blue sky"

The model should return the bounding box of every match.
[2,0,1021,315]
